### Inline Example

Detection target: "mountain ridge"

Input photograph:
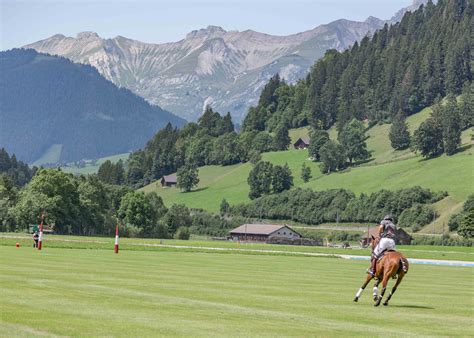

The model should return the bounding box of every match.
[0,49,185,164]
[23,1,429,121]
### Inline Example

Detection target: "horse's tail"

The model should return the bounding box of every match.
[400,256,409,274]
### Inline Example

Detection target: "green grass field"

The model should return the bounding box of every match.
[1,234,473,262]
[62,152,130,175]
[1,242,473,336]
[32,144,63,166]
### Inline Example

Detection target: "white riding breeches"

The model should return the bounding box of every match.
[373,238,396,257]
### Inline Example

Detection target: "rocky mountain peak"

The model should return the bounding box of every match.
[186,25,227,40]
[76,31,100,40]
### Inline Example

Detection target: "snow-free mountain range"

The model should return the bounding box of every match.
[24,1,428,122]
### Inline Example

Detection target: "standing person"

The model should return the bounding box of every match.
[367,215,398,276]
[33,231,39,248]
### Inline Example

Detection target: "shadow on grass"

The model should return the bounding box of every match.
[186,187,208,193]
[390,304,435,310]
[455,144,472,154]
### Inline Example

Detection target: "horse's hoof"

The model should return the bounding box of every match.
[353,297,358,302]
[383,302,388,306]
[374,302,380,307]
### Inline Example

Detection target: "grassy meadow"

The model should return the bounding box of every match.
[62,152,130,175]
[142,118,473,222]
[1,242,473,337]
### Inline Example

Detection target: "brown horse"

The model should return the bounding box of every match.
[353,236,409,306]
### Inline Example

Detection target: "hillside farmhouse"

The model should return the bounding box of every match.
[161,174,177,187]
[230,224,301,242]
[361,226,412,246]
[293,137,310,149]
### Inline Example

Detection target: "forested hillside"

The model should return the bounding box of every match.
[242,0,472,131]
[0,49,185,164]
[123,0,472,189]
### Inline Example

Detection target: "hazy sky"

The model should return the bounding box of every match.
[1,0,411,51]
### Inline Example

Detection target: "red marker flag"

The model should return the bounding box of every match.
[38,212,44,250]
[114,224,119,254]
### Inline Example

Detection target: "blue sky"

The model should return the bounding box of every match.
[1,0,411,50]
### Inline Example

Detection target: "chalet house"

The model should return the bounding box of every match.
[361,226,412,246]
[229,224,302,242]
[293,137,310,149]
[161,174,177,187]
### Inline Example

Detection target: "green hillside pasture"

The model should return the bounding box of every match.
[143,144,473,216]
[31,143,63,166]
[2,234,473,262]
[302,147,474,202]
[1,246,472,336]
[62,152,130,175]
[419,196,464,234]
[363,106,431,165]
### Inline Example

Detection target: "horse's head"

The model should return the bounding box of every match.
[371,235,380,251]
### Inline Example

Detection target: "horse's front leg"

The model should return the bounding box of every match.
[354,274,373,302]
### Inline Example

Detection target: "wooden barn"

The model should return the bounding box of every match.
[229,224,302,242]
[361,226,413,246]
[161,174,177,187]
[293,137,310,149]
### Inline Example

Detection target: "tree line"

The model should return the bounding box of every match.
[0,168,247,238]
[114,106,292,188]
[228,186,449,230]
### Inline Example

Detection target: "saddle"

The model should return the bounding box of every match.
[376,249,395,262]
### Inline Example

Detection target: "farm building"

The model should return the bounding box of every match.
[229,224,301,242]
[361,226,412,246]
[293,137,310,149]
[161,174,177,187]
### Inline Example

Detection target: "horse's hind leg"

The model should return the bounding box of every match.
[374,273,390,307]
[383,272,404,306]
[354,274,373,302]
[373,279,380,301]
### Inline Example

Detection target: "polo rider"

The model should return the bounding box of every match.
[367,215,397,276]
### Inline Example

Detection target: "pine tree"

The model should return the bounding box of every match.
[220,198,230,216]
[308,127,329,160]
[412,117,444,158]
[459,83,474,129]
[441,96,461,155]
[338,119,370,164]
[301,163,312,182]
[389,114,411,150]
[273,124,291,151]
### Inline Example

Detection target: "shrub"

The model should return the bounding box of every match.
[175,227,190,240]
[398,204,436,232]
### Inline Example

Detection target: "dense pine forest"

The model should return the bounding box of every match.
[0,49,184,163]
[243,0,472,131]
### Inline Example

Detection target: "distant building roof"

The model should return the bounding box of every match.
[230,223,299,236]
[161,174,177,183]
[294,137,310,145]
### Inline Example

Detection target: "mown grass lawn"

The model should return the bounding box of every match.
[1,245,472,337]
[1,234,473,262]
